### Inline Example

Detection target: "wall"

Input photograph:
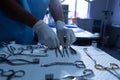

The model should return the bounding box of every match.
[77,0,120,48]
[76,18,93,32]
[77,0,107,32]
[111,0,120,24]
[90,0,106,19]
[90,0,120,24]
[90,0,114,20]
[110,0,120,48]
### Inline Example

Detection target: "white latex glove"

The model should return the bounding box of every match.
[56,20,76,47]
[33,20,59,48]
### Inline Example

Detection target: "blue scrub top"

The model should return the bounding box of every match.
[0,0,50,46]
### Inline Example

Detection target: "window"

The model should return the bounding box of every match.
[62,0,89,19]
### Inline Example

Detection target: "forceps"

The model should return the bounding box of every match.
[1,42,48,58]
[43,47,63,57]
[83,48,120,79]
[54,36,69,57]
[62,36,69,57]
[55,47,64,57]
[0,69,25,80]
[95,63,120,79]
[95,63,119,70]
[62,36,77,57]
[55,46,77,58]
[0,56,39,65]
[41,60,86,69]
[62,69,94,80]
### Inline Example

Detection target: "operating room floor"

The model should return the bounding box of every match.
[74,40,120,61]
[98,46,120,61]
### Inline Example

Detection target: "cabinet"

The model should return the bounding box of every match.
[108,24,120,48]
[76,18,102,33]
[62,5,69,24]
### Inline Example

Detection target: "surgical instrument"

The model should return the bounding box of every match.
[43,47,63,57]
[62,36,77,57]
[55,47,77,57]
[69,46,77,55]
[46,46,77,58]
[13,53,48,57]
[0,56,39,65]
[0,54,6,58]
[95,63,120,79]
[83,48,120,79]
[95,63,119,70]
[1,42,46,54]
[62,69,94,80]
[45,73,54,80]
[55,47,64,57]
[62,36,69,57]
[0,43,49,58]
[1,50,48,58]
[0,69,25,80]
[1,42,14,55]
[41,60,86,69]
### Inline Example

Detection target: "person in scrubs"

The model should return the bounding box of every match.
[0,0,76,48]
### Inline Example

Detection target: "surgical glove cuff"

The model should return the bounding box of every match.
[32,20,44,32]
[56,20,66,30]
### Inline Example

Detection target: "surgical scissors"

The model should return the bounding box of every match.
[95,63,119,70]
[0,69,25,80]
[62,69,94,80]
[83,48,120,79]
[41,60,86,69]
[95,63,120,79]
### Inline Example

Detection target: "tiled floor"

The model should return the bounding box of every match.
[74,38,120,60]
[98,46,120,61]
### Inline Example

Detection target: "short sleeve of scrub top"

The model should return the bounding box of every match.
[0,0,50,46]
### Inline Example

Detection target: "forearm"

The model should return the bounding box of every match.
[49,0,64,22]
[0,0,39,27]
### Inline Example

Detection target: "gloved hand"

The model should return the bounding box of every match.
[56,20,76,47]
[33,20,59,48]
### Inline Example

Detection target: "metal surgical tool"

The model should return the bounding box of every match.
[0,56,39,65]
[45,73,54,80]
[1,42,48,58]
[62,36,69,57]
[0,69,25,80]
[62,46,69,57]
[44,47,63,57]
[83,48,120,79]
[41,60,86,69]
[62,69,94,80]
[54,46,77,57]
[95,63,120,79]
[69,46,77,55]
[62,36,77,57]
[55,47,64,57]
[1,42,14,55]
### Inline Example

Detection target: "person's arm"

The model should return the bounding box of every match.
[49,0,76,47]
[0,0,39,27]
[0,0,60,48]
[49,0,64,22]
